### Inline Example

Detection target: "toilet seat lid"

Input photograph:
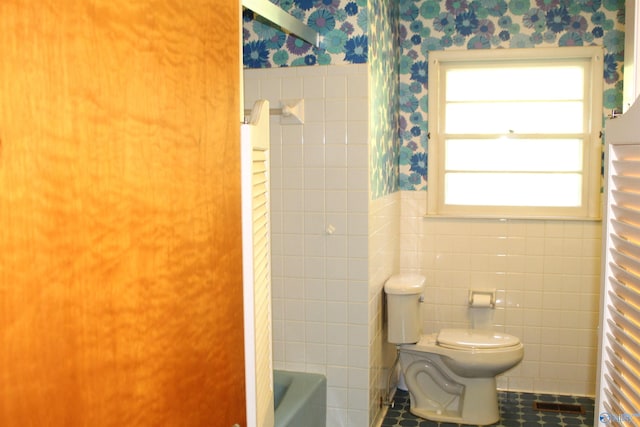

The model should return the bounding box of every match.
[437,329,520,349]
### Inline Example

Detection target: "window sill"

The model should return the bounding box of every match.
[423,213,602,221]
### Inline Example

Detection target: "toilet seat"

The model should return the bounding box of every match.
[437,329,520,350]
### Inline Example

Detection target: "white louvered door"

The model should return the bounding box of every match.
[242,100,274,427]
[596,99,640,426]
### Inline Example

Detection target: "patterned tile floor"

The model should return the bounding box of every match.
[382,390,595,427]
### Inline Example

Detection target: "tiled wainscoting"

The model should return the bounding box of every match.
[400,191,602,395]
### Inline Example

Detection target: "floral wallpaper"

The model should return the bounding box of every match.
[369,1,400,198]
[243,0,626,194]
[397,0,626,190]
[243,0,369,67]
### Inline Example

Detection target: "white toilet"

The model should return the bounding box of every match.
[384,274,524,426]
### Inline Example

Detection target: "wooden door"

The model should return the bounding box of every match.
[0,1,246,426]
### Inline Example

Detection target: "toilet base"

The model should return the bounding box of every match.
[397,332,523,426]
[408,377,500,426]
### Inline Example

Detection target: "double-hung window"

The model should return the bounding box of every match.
[427,47,604,219]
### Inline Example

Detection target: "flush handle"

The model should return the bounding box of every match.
[419,295,424,303]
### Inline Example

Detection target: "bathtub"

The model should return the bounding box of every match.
[273,370,326,427]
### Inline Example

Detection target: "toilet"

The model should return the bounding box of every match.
[384,274,524,426]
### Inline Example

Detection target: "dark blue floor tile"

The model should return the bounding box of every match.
[382,390,595,427]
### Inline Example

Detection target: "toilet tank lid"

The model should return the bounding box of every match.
[384,274,426,295]
[437,329,520,349]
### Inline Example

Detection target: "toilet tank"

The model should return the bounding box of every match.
[384,274,426,344]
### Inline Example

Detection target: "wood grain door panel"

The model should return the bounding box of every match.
[0,1,245,425]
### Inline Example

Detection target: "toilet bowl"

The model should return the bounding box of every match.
[384,274,524,426]
[399,330,523,425]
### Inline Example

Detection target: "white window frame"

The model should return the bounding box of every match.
[427,46,604,220]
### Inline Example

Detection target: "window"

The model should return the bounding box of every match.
[427,47,604,219]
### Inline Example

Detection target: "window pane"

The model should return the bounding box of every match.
[444,173,582,207]
[445,101,584,134]
[428,47,603,218]
[445,139,583,172]
[446,66,585,101]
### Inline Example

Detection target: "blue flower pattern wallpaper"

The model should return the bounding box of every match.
[243,0,626,195]
[369,0,400,198]
[243,0,369,67]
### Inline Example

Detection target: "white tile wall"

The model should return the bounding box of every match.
[368,193,401,425]
[400,191,602,396]
[245,64,377,427]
